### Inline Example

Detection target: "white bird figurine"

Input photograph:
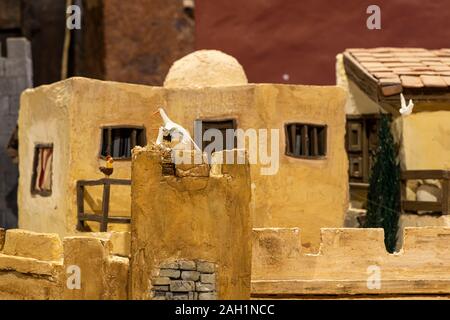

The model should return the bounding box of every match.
[153,108,201,152]
[399,93,414,116]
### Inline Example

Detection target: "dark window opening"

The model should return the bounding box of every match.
[346,115,383,183]
[196,119,237,152]
[285,123,327,159]
[101,126,146,160]
[31,144,54,196]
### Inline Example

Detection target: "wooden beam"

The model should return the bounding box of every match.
[100,184,111,232]
[402,201,442,212]
[77,178,131,186]
[76,182,85,231]
[401,170,450,180]
[343,52,380,103]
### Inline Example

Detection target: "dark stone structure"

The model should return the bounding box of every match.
[0,38,33,228]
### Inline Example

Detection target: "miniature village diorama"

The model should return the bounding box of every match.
[2,1,450,300]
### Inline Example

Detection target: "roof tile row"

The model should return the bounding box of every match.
[346,48,450,91]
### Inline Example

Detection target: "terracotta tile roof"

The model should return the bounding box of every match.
[344,48,450,97]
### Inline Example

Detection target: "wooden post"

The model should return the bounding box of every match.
[301,125,309,157]
[312,127,318,156]
[290,125,296,154]
[101,181,111,232]
[76,181,85,231]
[131,129,137,149]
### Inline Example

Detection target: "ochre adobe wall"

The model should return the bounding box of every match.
[0,229,128,300]
[252,227,450,297]
[130,148,252,300]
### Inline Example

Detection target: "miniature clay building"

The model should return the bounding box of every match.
[337,48,450,239]
[18,50,348,250]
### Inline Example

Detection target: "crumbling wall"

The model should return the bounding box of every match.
[130,148,252,300]
[0,38,32,229]
[0,229,128,300]
[252,227,450,297]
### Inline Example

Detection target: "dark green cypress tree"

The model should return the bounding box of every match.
[364,114,400,253]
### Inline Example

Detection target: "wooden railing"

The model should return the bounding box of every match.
[401,170,450,215]
[76,178,131,232]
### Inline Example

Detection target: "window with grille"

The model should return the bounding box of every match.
[31,144,53,196]
[195,119,237,152]
[285,123,327,159]
[100,126,146,160]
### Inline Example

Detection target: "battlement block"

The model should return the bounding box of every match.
[1,229,63,261]
[403,227,450,255]
[319,228,387,256]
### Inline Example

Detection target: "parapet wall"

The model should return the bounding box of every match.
[252,227,450,297]
[0,229,128,300]
[130,147,252,300]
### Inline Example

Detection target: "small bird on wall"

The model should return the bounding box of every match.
[399,93,414,116]
[99,155,114,178]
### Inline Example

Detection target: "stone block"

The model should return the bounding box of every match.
[179,260,196,270]
[6,38,32,60]
[159,268,181,279]
[152,277,171,286]
[197,261,215,273]
[188,292,197,300]
[160,261,179,269]
[181,270,200,281]
[5,59,27,77]
[9,96,19,115]
[200,273,215,284]
[172,293,189,300]
[0,96,9,116]
[152,291,166,300]
[165,292,173,299]
[153,285,169,292]
[2,229,63,261]
[176,164,209,177]
[170,280,195,292]
[196,282,215,292]
[14,77,31,95]
[198,292,217,300]
[0,78,14,94]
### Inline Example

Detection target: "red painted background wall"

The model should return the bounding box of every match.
[195,0,450,85]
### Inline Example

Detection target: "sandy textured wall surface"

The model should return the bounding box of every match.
[130,148,252,300]
[252,227,450,297]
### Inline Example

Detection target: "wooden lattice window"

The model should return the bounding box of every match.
[100,126,146,160]
[285,123,327,159]
[31,144,53,196]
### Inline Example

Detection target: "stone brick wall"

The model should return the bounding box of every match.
[150,259,217,300]
[0,38,32,229]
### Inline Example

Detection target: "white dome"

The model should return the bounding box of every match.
[164,50,248,88]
